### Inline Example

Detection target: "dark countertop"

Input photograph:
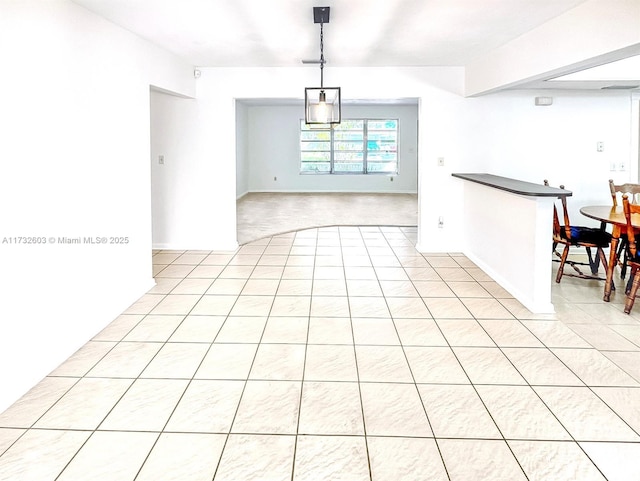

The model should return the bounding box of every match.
[452,173,572,197]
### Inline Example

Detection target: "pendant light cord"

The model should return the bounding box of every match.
[319,22,325,89]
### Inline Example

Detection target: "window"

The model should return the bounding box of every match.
[300,119,398,174]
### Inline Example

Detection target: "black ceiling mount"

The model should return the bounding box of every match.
[313,7,330,24]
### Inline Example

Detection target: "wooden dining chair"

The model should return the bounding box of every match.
[546,180,612,283]
[609,179,640,279]
[621,194,640,313]
[610,179,640,206]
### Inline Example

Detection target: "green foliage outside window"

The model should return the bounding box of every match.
[300,119,398,174]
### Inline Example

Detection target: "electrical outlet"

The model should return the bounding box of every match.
[437,157,445,166]
[620,161,626,171]
[438,216,444,228]
[597,142,604,152]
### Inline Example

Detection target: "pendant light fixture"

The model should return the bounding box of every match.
[304,6,341,125]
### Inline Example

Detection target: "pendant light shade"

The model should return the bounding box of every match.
[304,7,341,125]
[305,87,341,124]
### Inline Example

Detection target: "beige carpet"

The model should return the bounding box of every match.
[236,192,418,244]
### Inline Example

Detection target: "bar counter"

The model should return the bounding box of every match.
[452,173,568,313]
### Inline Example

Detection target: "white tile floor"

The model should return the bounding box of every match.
[2,226,640,480]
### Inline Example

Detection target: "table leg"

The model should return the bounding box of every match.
[604,226,620,301]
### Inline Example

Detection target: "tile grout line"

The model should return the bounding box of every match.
[380,227,453,481]
[290,227,318,481]
[208,237,285,481]
[5,226,640,480]
[348,227,374,481]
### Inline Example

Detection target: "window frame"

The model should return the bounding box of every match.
[299,118,399,175]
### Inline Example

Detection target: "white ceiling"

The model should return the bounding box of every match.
[71,0,640,90]
[72,0,589,68]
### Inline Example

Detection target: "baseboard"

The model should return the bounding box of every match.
[464,250,555,314]
[244,190,418,195]
[153,241,239,252]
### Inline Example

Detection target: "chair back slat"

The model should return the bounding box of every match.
[559,185,572,241]
[552,204,561,238]
[623,194,640,258]
[610,179,640,207]
[621,194,640,314]
[545,179,569,240]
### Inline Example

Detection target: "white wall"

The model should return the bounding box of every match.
[236,102,250,198]
[149,66,464,250]
[0,0,194,412]
[148,66,636,253]
[242,103,418,194]
[150,91,212,249]
[1,0,636,418]
[453,90,634,227]
[149,81,239,251]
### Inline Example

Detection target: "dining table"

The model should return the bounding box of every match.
[580,205,640,301]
